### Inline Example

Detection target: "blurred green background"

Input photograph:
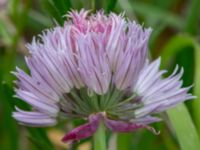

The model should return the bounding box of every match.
[1,0,200,149]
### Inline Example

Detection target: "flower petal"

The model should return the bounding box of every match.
[105,118,145,132]
[13,107,57,127]
[134,58,195,117]
[62,113,102,143]
[105,117,160,135]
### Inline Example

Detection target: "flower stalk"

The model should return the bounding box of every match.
[94,122,107,150]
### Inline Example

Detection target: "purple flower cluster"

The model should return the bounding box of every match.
[12,10,195,143]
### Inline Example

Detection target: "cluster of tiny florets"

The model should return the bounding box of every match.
[12,10,195,143]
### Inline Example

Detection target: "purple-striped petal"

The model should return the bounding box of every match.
[62,113,102,143]
[13,107,57,127]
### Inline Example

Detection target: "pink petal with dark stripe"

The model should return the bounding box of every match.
[62,114,102,143]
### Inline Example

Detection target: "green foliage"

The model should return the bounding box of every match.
[193,42,200,136]
[39,0,72,25]
[127,1,183,29]
[0,83,19,150]
[27,128,55,150]
[168,104,200,150]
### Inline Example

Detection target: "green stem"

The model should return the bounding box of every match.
[94,123,106,150]
[91,0,95,10]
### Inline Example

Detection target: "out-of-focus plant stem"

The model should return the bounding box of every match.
[184,0,200,35]
[183,0,200,139]
[91,0,95,10]
[193,42,200,137]
[3,0,31,84]
[117,133,132,150]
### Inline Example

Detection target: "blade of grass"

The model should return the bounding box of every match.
[160,34,200,149]
[149,23,167,50]
[0,83,19,150]
[106,0,117,12]
[160,34,194,68]
[167,104,200,150]
[51,0,72,15]
[184,0,200,35]
[193,42,200,136]
[27,9,53,30]
[128,1,184,29]
[1,84,55,149]
[117,0,136,20]
[40,0,64,25]
[27,128,55,150]
[152,0,176,9]
[0,19,13,45]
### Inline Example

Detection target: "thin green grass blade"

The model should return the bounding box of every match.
[193,42,200,136]
[40,0,64,25]
[27,128,55,150]
[184,0,200,35]
[28,9,52,29]
[106,0,117,12]
[161,34,194,68]
[0,20,13,45]
[0,83,19,150]
[151,0,176,9]
[167,104,200,150]
[51,0,72,15]
[117,0,136,19]
[160,34,200,150]
[128,1,183,29]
